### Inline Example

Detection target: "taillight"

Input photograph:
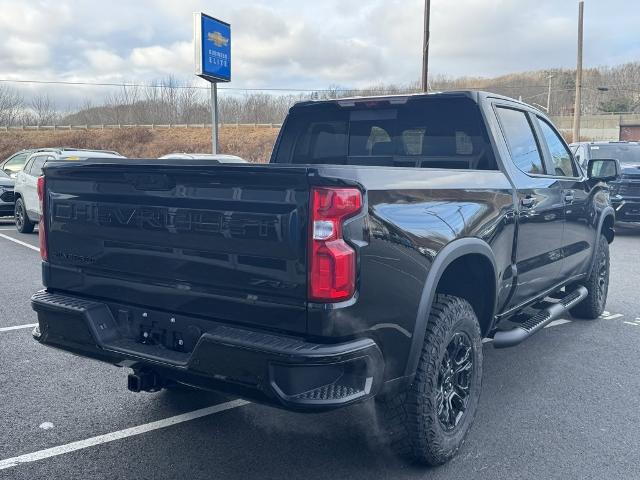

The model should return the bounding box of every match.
[37,176,48,261]
[309,187,362,302]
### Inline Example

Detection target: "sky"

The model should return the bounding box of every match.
[0,0,638,106]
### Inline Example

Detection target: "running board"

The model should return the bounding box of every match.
[493,286,588,349]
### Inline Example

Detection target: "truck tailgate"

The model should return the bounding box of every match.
[43,161,311,334]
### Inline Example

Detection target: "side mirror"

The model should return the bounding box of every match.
[588,158,620,182]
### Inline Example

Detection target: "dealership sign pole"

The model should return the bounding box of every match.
[194,13,231,154]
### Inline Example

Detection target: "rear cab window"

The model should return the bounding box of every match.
[274,96,498,170]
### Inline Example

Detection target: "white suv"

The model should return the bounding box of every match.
[14,148,124,233]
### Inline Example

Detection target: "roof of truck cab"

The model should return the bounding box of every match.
[291,90,530,110]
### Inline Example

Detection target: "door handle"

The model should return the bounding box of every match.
[521,196,536,208]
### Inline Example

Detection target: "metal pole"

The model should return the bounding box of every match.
[572,1,584,142]
[211,82,219,154]
[421,0,430,92]
[546,75,554,113]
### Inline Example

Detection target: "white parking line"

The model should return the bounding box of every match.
[544,319,572,329]
[0,323,37,333]
[0,399,250,471]
[0,233,39,252]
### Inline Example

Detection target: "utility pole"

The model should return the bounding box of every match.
[572,1,584,142]
[546,74,554,113]
[421,0,430,92]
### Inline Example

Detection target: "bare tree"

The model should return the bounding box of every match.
[0,85,24,126]
[30,94,59,126]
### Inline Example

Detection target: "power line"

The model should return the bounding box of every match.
[0,77,596,92]
[0,77,638,95]
[0,78,348,93]
[0,77,561,93]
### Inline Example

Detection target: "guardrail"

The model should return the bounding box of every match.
[0,123,283,132]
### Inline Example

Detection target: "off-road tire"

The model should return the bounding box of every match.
[377,294,483,465]
[14,197,35,234]
[570,235,610,319]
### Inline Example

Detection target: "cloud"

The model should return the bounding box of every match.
[130,42,193,73]
[2,37,50,68]
[230,6,386,87]
[0,1,72,35]
[84,49,126,72]
[0,0,637,107]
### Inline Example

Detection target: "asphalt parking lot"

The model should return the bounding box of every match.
[1,217,639,480]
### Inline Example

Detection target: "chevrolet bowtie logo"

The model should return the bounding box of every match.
[208,31,229,47]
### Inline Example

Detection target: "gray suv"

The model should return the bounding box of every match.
[0,169,15,217]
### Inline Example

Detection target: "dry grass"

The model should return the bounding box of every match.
[0,126,280,163]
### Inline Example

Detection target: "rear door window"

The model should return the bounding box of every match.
[23,157,35,173]
[29,156,48,176]
[496,107,545,175]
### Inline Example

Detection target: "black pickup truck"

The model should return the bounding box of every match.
[32,91,619,465]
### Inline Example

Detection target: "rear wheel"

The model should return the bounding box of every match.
[570,235,610,319]
[14,198,35,234]
[377,294,483,465]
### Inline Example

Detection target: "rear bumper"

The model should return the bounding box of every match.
[31,290,384,411]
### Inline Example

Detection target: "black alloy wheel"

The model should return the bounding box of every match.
[436,332,474,431]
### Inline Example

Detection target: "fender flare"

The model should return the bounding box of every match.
[597,206,615,240]
[403,237,498,377]
[587,206,615,274]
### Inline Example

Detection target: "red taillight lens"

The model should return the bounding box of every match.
[37,176,48,261]
[309,187,362,302]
